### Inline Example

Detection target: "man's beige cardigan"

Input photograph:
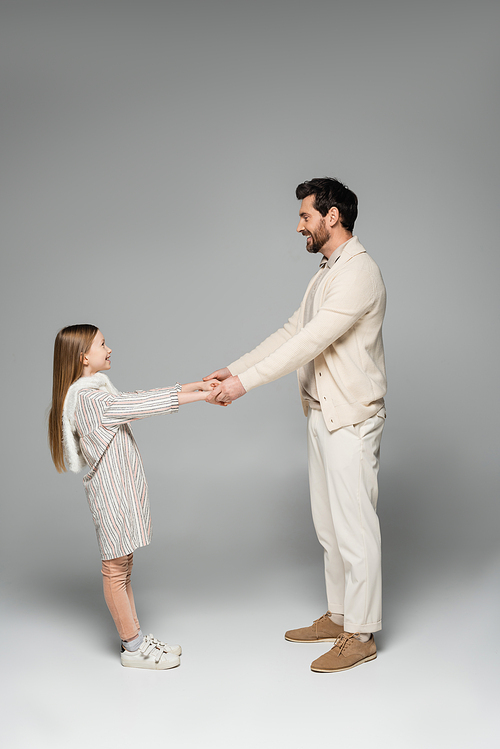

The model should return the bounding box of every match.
[228,236,386,432]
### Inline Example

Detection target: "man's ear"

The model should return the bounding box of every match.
[328,207,339,227]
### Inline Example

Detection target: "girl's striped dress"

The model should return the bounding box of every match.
[64,374,181,560]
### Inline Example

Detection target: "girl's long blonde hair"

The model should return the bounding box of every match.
[48,324,98,473]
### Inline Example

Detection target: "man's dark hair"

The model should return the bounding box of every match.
[296,177,358,233]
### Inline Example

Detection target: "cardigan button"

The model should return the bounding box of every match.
[319,372,322,376]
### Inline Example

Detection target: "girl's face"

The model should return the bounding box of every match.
[83,330,112,375]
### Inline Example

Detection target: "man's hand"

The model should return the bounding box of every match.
[206,375,246,405]
[200,378,230,406]
[203,367,231,382]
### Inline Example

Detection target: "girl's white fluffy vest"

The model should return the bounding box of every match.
[62,373,120,473]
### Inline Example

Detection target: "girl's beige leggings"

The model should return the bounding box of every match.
[101,553,141,641]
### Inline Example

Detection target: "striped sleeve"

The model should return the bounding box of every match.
[100,384,182,427]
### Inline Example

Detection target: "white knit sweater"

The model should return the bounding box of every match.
[229,236,387,432]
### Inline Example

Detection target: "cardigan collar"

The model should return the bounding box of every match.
[336,235,366,261]
[62,373,120,473]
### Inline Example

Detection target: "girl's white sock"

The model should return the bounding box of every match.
[122,629,144,652]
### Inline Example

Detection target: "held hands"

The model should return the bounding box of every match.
[203,369,246,406]
[181,369,246,406]
[194,379,226,403]
[179,379,223,405]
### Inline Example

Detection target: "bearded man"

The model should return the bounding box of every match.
[206,177,387,673]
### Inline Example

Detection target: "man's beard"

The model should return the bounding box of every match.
[307,219,330,254]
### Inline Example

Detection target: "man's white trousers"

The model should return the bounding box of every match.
[307,408,385,633]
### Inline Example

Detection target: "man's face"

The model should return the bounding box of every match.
[296,195,331,254]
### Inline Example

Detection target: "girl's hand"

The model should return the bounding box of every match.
[181,380,219,393]
[199,379,220,392]
[178,381,231,406]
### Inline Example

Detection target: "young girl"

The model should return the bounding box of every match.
[48,324,220,670]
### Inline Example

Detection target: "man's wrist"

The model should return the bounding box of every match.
[236,371,252,393]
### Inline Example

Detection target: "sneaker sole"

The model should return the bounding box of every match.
[311,653,377,673]
[121,655,181,670]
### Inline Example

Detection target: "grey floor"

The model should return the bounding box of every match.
[3,464,499,749]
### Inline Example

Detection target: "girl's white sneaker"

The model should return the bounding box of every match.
[121,634,181,670]
[143,633,182,657]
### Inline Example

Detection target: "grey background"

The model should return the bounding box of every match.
[1,1,499,747]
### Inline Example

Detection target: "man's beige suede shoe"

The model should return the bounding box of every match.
[311,632,377,672]
[285,612,344,643]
